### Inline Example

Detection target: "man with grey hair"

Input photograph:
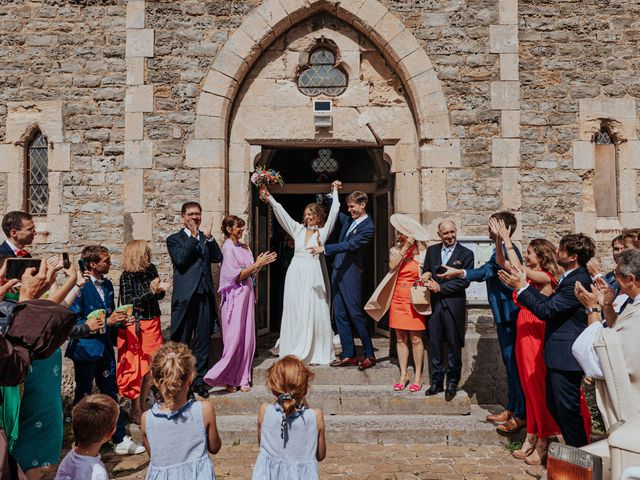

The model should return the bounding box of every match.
[573,248,640,428]
[421,219,474,399]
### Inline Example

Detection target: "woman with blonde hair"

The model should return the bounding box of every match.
[265,181,341,365]
[253,355,326,479]
[142,342,221,479]
[118,240,171,423]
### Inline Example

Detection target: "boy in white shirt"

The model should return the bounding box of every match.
[55,394,119,480]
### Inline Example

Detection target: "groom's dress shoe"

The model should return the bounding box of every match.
[445,384,457,401]
[330,357,359,367]
[193,384,210,399]
[358,357,376,371]
[496,417,526,435]
[424,384,444,396]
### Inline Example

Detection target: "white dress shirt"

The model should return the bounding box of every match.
[90,275,106,303]
[4,239,19,254]
[182,227,215,242]
[572,293,639,379]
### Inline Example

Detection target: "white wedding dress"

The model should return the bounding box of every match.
[268,189,339,364]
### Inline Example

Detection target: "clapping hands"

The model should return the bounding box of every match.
[497,265,527,290]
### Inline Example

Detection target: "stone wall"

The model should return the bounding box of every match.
[1,0,639,404]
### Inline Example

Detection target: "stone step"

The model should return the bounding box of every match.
[209,385,471,416]
[252,357,400,386]
[217,405,506,446]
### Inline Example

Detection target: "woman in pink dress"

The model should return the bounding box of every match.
[204,216,277,392]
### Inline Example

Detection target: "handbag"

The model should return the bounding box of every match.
[410,275,431,316]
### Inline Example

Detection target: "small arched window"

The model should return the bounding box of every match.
[592,126,617,218]
[298,47,348,97]
[27,131,49,215]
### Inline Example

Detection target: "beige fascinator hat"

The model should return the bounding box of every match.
[390,213,429,242]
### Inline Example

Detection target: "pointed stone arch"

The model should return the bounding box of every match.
[190,0,452,153]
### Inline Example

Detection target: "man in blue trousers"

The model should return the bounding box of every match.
[439,211,526,433]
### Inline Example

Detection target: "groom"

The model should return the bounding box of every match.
[309,190,376,370]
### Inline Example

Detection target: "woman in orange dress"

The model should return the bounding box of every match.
[495,220,591,465]
[389,233,427,392]
[117,240,171,423]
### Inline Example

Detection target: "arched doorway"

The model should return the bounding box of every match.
[252,146,393,335]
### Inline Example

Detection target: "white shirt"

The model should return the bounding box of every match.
[4,239,19,254]
[55,450,109,480]
[572,292,640,379]
[346,214,368,236]
[90,275,106,303]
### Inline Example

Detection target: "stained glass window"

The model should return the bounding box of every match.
[298,47,348,97]
[311,148,339,173]
[27,132,48,215]
[594,128,613,145]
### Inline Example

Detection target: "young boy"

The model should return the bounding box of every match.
[66,245,144,455]
[55,394,119,480]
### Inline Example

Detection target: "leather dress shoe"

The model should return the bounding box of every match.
[496,416,526,435]
[358,357,377,371]
[193,384,211,399]
[445,384,457,401]
[330,357,359,367]
[424,383,444,396]
[486,409,513,424]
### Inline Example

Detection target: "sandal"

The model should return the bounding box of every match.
[393,381,408,391]
[240,386,252,393]
[408,384,422,393]
[226,385,238,393]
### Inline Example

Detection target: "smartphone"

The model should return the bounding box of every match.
[6,258,42,280]
[62,252,71,269]
[78,259,86,273]
[435,265,447,275]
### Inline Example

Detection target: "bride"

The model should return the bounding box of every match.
[265,180,341,365]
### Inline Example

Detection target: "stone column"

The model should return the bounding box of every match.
[124,0,154,241]
[490,0,522,239]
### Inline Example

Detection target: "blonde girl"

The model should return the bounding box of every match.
[141,342,221,479]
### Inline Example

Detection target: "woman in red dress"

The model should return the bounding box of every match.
[388,233,427,392]
[495,220,591,464]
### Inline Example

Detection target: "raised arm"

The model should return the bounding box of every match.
[320,187,340,243]
[268,194,302,238]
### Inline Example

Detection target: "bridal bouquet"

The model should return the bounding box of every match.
[251,166,284,202]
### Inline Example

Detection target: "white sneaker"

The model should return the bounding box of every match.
[114,435,146,455]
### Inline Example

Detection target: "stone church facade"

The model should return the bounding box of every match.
[1,0,639,398]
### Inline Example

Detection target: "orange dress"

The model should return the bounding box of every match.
[389,248,426,331]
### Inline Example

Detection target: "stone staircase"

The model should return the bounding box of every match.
[211,338,506,446]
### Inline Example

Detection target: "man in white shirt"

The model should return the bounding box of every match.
[572,249,640,427]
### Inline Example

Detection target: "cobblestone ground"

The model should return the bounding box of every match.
[101,444,544,480]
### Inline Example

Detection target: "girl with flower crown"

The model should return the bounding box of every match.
[253,356,326,480]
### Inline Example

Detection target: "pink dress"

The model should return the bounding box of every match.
[204,240,256,388]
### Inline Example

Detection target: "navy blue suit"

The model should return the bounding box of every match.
[167,229,222,385]
[0,241,16,257]
[517,267,591,447]
[66,278,126,443]
[465,247,525,419]
[324,212,375,359]
[423,242,474,386]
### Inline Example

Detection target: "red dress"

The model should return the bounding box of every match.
[514,272,591,439]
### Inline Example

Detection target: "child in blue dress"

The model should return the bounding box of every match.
[141,342,222,480]
[253,355,327,480]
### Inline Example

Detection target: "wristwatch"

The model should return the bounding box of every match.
[585,306,602,315]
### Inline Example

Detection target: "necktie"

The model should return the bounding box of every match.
[442,247,452,265]
[15,249,28,257]
[346,222,357,237]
